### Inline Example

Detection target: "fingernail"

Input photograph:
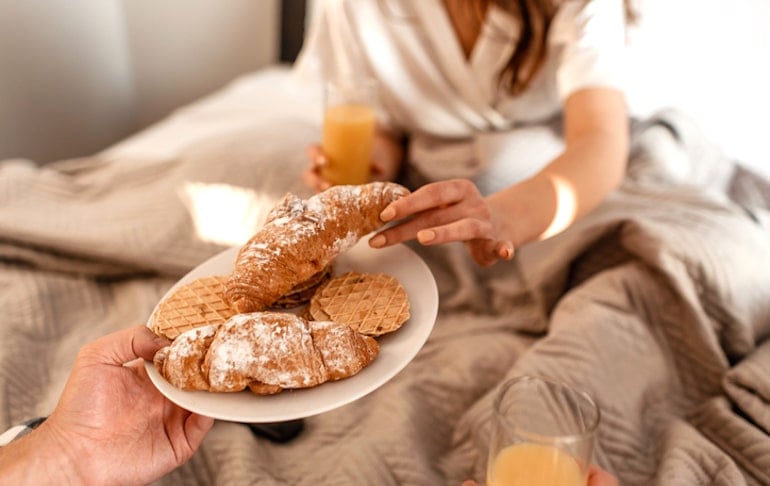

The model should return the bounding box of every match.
[148,332,171,349]
[417,230,435,243]
[380,207,395,222]
[369,234,386,248]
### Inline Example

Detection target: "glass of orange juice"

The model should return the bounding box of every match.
[486,375,600,486]
[321,77,377,186]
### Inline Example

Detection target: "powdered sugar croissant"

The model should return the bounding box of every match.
[225,182,410,313]
[153,312,379,394]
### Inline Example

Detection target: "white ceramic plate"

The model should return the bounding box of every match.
[145,241,438,423]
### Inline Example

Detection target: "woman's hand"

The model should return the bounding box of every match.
[303,127,405,192]
[367,87,629,267]
[369,178,514,267]
[0,325,214,485]
[303,143,333,192]
[303,144,337,192]
[587,465,620,486]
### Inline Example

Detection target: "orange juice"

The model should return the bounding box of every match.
[487,443,585,486]
[321,103,375,185]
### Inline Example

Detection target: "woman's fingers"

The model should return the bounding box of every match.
[302,169,331,192]
[372,210,491,248]
[465,238,513,267]
[420,218,494,245]
[305,144,326,167]
[494,240,515,260]
[374,215,512,266]
[588,465,619,486]
[373,187,492,249]
[303,144,331,192]
[380,179,481,222]
[367,178,514,266]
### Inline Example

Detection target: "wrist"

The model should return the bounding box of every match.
[488,175,558,248]
[0,420,90,485]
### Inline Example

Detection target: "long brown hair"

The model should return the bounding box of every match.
[494,0,637,95]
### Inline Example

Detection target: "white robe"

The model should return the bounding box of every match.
[294,0,627,192]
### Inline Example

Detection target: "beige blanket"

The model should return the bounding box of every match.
[1,92,769,485]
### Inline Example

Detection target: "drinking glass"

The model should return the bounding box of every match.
[321,77,377,186]
[486,375,600,486]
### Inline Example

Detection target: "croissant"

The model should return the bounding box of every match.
[225,181,409,313]
[153,312,379,394]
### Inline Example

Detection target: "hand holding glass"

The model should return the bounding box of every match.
[321,78,377,185]
[486,375,600,486]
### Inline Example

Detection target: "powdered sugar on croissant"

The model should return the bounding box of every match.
[225,182,409,313]
[153,312,379,394]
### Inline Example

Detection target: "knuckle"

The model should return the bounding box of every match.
[465,219,489,238]
[457,179,479,196]
[457,178,474,191]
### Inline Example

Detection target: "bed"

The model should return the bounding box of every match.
[2,11,770,485]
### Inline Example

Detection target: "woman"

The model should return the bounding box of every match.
[299,0,634,267]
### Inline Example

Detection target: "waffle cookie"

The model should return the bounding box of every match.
[148,275,236,340]
[309,272,410,337]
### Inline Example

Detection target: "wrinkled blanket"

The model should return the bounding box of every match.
[1,69,769,485]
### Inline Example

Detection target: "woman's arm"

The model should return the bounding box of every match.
[370,87,628,266]
[490,86,629,247]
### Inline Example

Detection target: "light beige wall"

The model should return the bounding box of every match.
[0,0,279,164]
[0,0,134,163]
[122,0,280,129]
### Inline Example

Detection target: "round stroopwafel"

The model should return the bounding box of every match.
[148,275,236,340]
[309,271,410,336]
[272,265,333,309]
